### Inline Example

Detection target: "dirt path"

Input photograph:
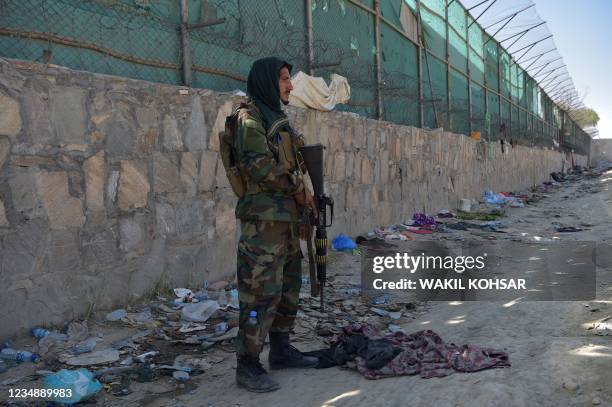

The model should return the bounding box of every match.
[172,172,612,407]
[1,171,610,407]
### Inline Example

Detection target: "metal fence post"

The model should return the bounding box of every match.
[180,0,192,87]
[374,0,383,120]
[305,0,314,76]
[445,0,451,130]
[417,0,424,128]
[465,5,472,136]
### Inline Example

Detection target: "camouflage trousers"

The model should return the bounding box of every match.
[236,220,303,357]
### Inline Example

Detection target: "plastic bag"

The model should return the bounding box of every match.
[483,190,506,205]
[181,300,220,322]
[43,368,102,404]
[332,234,357,251]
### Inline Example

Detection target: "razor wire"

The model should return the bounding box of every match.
[0,0,590,155]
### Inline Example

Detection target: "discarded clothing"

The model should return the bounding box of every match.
[556,226,583,233]
[412,213,436,226]
[305,324,510,379]
[407,229,433,235]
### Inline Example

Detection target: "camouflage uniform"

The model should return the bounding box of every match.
[234,104,304,357]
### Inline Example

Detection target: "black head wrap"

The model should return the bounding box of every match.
[246,56,293,130]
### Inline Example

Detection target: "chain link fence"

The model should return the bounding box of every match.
[0,0,590,155]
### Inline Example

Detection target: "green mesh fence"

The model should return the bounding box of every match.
[0,0,590,155]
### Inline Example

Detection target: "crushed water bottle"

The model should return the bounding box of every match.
[247,311,258,326]
[228,289,239,309]
[32,328,68,342]
[0,348,39,363]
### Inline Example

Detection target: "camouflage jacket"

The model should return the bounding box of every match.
[233,103,304,222]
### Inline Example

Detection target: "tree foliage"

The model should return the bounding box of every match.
[569,107,600,128]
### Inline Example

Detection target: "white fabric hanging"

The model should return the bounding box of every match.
[288,71,350,111]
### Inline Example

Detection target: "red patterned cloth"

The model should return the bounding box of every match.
[329,324,510,379]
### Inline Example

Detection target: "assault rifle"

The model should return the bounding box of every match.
[298,144,334,312]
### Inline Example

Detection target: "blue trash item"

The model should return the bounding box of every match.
[247,311,258,326]
[483,190,506,205]
[32,328,68,342]
[0,348,39,363]
[332,234,357,251]
[43,368,102,405]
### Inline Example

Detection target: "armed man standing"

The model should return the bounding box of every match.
[229,57,319,393]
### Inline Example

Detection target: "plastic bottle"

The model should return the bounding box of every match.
[0,348,40,363]
[32,328,68,341]
[228,289,239,309]
[247,311,258,326]
[217,290,229,307]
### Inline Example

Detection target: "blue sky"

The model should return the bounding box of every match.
[533,0,611,138]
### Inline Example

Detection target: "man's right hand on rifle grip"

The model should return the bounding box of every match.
[294,188,318,218]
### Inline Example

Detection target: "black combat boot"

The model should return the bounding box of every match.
[236,355,280,393]
[268,332,319,369]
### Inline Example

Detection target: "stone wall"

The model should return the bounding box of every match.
[0,59,586,339]
[591,139,612,164]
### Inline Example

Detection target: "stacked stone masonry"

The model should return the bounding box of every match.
[0,58,587,338]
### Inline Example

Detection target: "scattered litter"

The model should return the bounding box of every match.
[370,307,390,317]
[305,324,510,379]
[389,312,402,320]
[72,338,97,355]
[209,281,230,291]
[332,234,357,251]
[67,321,90,342]
[205,327,239,342]
[483,190,525,207]
[556,226,583,233]
[135,351,159,363]
[437,210,455,218]
[181,300,220,322]
[32,328,68,342]
[228,288,239,309]
[63,349,119,366]
[412,213,436,226]
[133,308,155,324]
[120,356,133,366]
[43,368,102,404]
[174,288,196,303]
[106,309,127,322]
[173,370,190,382]
[372,295,390,305]
[0,348,39,363]
[214,322,229,336]
[179,323,208,333]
